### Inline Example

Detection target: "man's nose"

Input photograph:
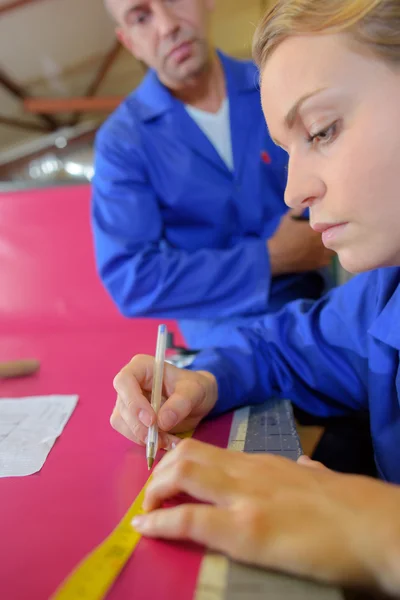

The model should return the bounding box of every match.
[155,3,180,38]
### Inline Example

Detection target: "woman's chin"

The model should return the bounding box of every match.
[337,248,390,275]
[337,251,372,275]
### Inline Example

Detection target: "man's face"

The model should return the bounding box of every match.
[108,0,214,87]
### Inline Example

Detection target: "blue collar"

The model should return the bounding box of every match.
[132,50,259,122]
[368,268,400,350]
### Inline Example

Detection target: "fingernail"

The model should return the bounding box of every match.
[132,516,146,531]
[159,410,178,430]
[139,410,152,427]
[162,434,181,451]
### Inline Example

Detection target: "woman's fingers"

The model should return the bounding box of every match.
[133,504,236,556]
[143,454,236,511]
[297,455,329,470]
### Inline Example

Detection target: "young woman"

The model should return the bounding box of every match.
[111,0,400,594]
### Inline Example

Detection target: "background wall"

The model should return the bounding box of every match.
[0,0,266,174]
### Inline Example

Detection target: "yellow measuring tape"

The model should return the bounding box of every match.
[51,431,193,600]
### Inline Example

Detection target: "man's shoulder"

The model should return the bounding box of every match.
[221,52,257,71]
[217,51,260,95]
[96,68,169,147]
[95,88,145,148]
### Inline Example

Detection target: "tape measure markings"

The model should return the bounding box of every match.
[50,401,312,600]
[51,429,194,599]
[50,481,149,599]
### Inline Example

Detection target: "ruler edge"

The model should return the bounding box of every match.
[194,406,250,600]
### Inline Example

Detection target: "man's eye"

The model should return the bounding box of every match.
[136,12,149,24]
[126,11,149,26]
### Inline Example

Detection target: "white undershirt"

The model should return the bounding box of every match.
[185,98,234,171]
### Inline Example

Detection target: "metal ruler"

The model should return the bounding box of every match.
[195,400,344,600]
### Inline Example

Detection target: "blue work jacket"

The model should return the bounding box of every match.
[192,267,400,484]
[91,52,325,348]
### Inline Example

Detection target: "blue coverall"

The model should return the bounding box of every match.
[192,267,400,484]
[92,52,326,348]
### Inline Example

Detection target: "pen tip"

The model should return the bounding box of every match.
[147,457,154,470]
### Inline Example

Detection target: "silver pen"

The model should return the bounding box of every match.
[146,324,168,470]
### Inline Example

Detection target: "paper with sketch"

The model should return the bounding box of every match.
[0,395,78,477]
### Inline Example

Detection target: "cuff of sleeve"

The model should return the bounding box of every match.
[245,239,271,315]
[187,348,242,418]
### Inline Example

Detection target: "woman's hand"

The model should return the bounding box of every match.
[133,439,400,595]
[111,355,218,449]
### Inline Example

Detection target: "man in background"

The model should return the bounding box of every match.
[93,0,375,477]
[92,0,333,350]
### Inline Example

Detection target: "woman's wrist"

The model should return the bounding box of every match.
[376,522,400,595]
[354,480,400,595]
[197,370,218,414]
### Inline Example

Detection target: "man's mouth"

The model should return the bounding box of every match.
[168,41,193,63]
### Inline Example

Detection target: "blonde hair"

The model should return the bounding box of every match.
[253,0,400,70]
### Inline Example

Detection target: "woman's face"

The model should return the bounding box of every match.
[261,33,400,273]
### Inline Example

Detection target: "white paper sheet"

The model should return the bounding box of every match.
[0,395,78,477]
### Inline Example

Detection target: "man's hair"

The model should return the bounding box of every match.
[104,0,115,21]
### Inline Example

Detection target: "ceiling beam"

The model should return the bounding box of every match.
[69,40,122,126]
[0,68,59,130]
[0,69,26,101]
[0,128,97,178]
[0,115,47,132]
[85,41,122,98]
[0,0,45,17]
[24,96,124,114]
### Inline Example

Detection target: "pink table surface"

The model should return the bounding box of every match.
[0,185,232,599]
[0,324,232,600]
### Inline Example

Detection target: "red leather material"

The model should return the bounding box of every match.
[0,185,232,599]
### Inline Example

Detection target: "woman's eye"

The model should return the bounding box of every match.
[308,121,339,147]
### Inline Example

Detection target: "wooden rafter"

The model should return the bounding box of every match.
[0,128,97,179]
[0,115,47,132]
[0,68,59,130]
[85,41,122,98]
[69,40,122,126]
[24,96,124,114]
[0,0,45,17]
